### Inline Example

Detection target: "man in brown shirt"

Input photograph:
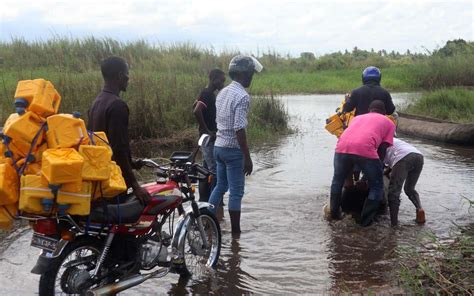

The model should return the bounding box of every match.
[88,56,150,204]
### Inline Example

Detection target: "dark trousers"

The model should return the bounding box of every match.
[330,153,384,223]
[388,153,424,214]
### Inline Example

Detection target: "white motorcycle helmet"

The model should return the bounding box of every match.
[228,55,263,75]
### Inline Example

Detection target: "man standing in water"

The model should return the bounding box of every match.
[343,66,395,116]
[193,69,226,217]
[384,138,425,226]
[208,55,263,235]
[330,100,395,226]
[88,56,151,204]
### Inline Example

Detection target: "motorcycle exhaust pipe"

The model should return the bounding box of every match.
[86,269,167,296]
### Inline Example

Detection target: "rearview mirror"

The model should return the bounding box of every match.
[198,134,210,147]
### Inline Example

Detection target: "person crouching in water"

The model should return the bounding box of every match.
[384,138,425,226]
[329,100,395,226]
[208,55,263,235]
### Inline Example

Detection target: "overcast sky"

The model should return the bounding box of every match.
[0,0,472,56]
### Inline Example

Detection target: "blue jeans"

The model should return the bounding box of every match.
[208,146,245,212]
[330,153,384,202]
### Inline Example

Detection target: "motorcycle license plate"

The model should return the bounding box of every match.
[31,233,58,252]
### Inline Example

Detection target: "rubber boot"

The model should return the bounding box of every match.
[416,208,426,224]
[330,193,343,220]
[360,199,381,227]
[229,210,241,234]
[408,194,425,224]
[216,205,224,221]
[389,203,399,227]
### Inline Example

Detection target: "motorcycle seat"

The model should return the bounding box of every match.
[88,198,144,224]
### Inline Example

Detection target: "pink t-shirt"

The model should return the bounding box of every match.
[335,113,395,159]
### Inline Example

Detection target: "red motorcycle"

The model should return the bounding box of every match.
[26,135,221,295]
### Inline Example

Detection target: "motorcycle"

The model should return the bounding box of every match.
[25,134,221,295]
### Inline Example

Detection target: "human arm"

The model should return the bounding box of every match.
[193,100,216,140]
[342,92,356,113]
[234,95,252,175]
[236,129,252,175]
[377,142,390,162]
[385,92,396,115]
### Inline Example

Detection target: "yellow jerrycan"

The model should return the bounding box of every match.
[46,113,89,148]
[0,204,18,230]
[41,148,84,184]
[56,181,92,216]
[2,111,45,158]
[19,175,54,215]
[79,145,112,181]
[95,161,127,198]
[14,79,61,118]
[0,162,19,205]
[90,132,113,154]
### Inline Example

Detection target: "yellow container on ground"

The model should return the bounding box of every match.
[41,148,84,184]
[79,145,112,181]
[46,114,89,148]
[19,175,54,214]
[0,204,17,230]
[95,162,127,198]
[2,111,45,157]
[14,79,61,118]
[0,163,19,205]
[57,181,92,216]
[91,132,112,154]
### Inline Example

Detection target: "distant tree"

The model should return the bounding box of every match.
[435,39,473,56]
[300,52,315,60]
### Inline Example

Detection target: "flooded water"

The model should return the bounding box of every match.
[0,94,472,295]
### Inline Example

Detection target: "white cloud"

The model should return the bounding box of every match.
[0,0,472,55]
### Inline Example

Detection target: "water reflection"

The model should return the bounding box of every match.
[0,94,472,295]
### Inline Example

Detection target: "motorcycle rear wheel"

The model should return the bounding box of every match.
[39,236,102,296]
[177,208,221,277]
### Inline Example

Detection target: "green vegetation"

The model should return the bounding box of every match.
[404,88,474,123]
[0,38,289,144]
[397,225,474,294]
[0,37,472,143]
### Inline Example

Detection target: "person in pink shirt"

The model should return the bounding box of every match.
[330,100,396,226]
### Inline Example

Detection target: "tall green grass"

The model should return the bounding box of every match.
[0,38,289,143]
[404,88,474,123]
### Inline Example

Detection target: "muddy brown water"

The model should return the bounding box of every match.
[0,94,472,295]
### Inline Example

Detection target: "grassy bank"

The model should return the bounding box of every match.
[403,88,474,123]
[397,225,474,294]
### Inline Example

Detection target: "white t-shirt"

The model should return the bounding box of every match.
[384,138,422,168]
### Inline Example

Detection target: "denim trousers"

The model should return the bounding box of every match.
[330,153,384,202]
[208,146,245,212]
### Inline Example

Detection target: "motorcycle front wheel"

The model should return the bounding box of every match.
[177,208,221,277]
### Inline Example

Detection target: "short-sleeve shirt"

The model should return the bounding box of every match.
[215,81,250,149]
[196,87,217,135]
[336,113,395,159]
[384,138,422,168]
[87,87,131,158]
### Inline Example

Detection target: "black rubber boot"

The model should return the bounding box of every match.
[389,203,399,227]
[330,193,343,220]
[360,199,381,226]
[229,210,241,234]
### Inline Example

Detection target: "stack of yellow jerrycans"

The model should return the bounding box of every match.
[0,79,127,230]
[325,94,398,138]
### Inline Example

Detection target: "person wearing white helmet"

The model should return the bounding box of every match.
[208,55,263,235]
